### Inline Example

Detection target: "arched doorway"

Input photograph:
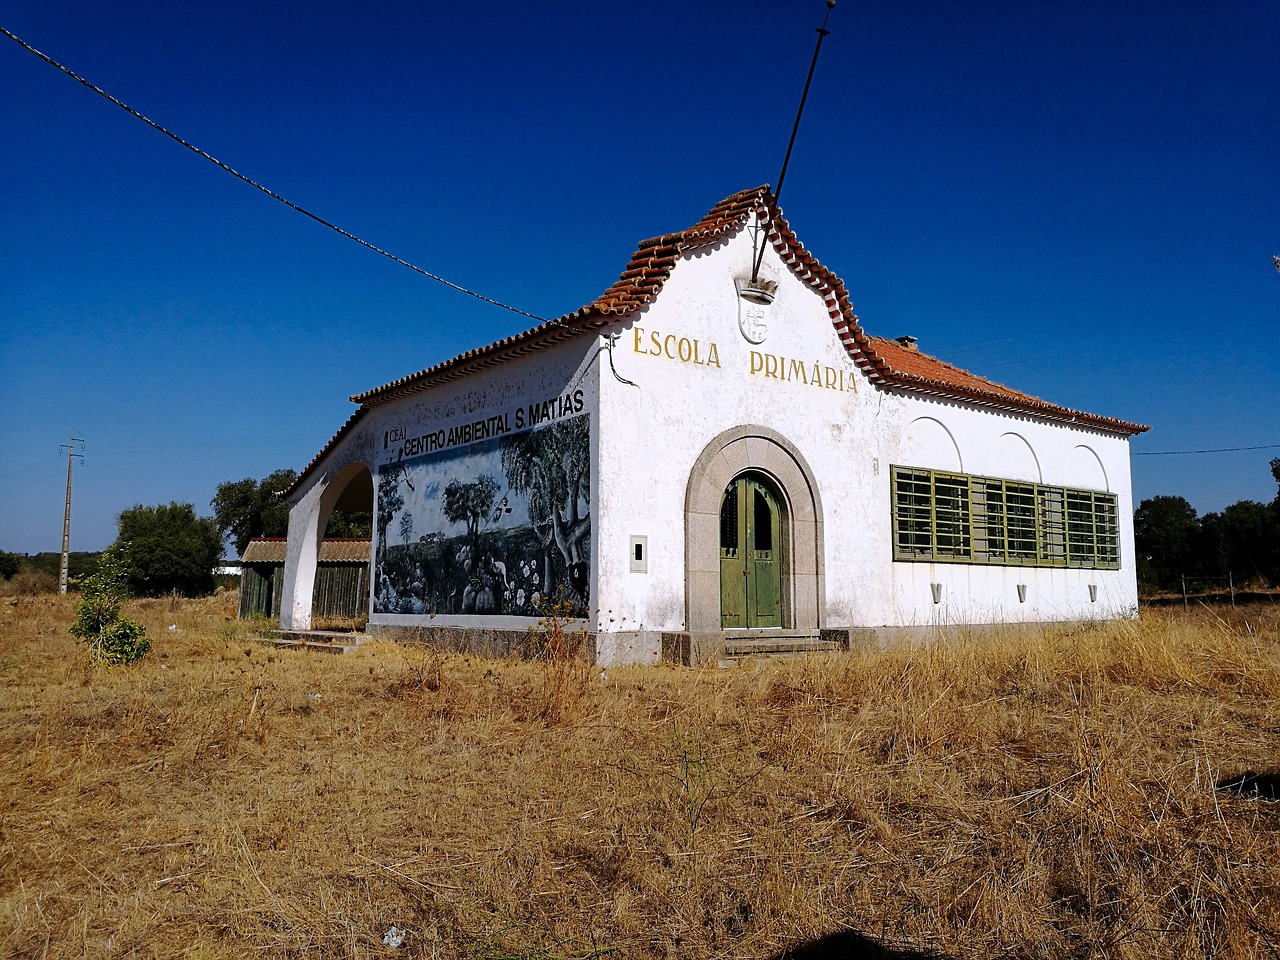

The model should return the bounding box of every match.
[685,425,824,636]
[720,472,783,628]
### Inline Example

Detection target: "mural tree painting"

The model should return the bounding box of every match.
[376,467,405,558]
[441,475,499,572]
[501,416,590,603]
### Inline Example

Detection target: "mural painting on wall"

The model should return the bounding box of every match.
[374,414,590,617]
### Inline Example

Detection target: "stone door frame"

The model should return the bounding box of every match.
[685,425,824,636]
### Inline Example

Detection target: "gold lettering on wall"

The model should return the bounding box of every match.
[628,325,855,394]
[632,327,721,368]
[749,350,857,393]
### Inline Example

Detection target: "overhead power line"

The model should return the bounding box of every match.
[2,25,547,323]
[751,0,835,283]
[1134,443,1280,457]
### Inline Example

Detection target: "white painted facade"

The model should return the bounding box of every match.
[280,190,1144,665]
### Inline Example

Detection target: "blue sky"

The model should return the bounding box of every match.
[3,1,1278,556]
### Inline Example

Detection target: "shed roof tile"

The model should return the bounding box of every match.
[241,538,371,564]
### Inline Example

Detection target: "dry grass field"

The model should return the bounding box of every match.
[2,592,1278,959]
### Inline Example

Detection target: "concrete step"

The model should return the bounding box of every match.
[258,629,369,655]
[722,635,844,658]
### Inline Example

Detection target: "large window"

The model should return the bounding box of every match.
[891,466,1119,569]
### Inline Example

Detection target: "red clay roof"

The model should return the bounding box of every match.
[863,335,1145,431]
[291,186,1146,492]
[346,187,770,407]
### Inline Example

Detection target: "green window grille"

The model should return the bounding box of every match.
[1095,496,1119,568]
[1038,487,1066,565]
[1066,489,1120,568]
[971,477,1005,563]
[1004,481,1039,564]
[891,468,935,558]
[891,465,1120,570]
[933,473,971,559]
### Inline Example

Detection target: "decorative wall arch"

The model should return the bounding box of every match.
[992,432,1042,483]
[901,416,963,472]
[1064,444,1110,491]
[684,425,824,634]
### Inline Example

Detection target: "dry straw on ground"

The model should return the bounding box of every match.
[2,593,1278,959]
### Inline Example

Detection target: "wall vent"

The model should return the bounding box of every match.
[629,536,648,574]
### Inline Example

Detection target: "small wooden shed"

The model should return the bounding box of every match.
[238,538,371,621]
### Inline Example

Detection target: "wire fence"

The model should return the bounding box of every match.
[1180,573,1235,607]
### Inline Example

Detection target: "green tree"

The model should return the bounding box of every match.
[1194,511,1228,580]
[1133,495,1199,591]
[212,469,297,556]
[69,547,150,665]
[213,469,371,557]
[1218,500,1280,586]
[325,508,373,539]
[0,551,19,580]
[114,502,222,597]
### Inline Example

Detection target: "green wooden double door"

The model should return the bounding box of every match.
[720,473,782,629]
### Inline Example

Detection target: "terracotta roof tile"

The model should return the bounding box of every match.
[862,336,1147,433]
[289,186,1145,494]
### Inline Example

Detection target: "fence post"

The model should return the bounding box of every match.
[1229,571,1235,608]
[1181,574,1187,607]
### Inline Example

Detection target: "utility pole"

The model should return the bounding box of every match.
[59,435,84,594]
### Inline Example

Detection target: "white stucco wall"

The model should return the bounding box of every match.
[285,211,1138,661]
[593,214,1138,651]
[875,398,1137,627]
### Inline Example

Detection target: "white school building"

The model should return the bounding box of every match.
[279,186,1148,665]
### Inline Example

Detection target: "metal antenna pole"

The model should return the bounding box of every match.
[59,435,83,594]
[752,0,836,282]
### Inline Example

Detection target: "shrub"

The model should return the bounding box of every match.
[0,569,58,597]
[527,592,590,724]
[69,548,150,665]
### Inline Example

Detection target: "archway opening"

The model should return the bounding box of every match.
[311,463,374,629]
[322,469,373,539]
[720,471,784,628]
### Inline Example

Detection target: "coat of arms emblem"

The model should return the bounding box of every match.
[735,277,777,344]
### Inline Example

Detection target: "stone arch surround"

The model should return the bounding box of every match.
[684,425,825,637]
